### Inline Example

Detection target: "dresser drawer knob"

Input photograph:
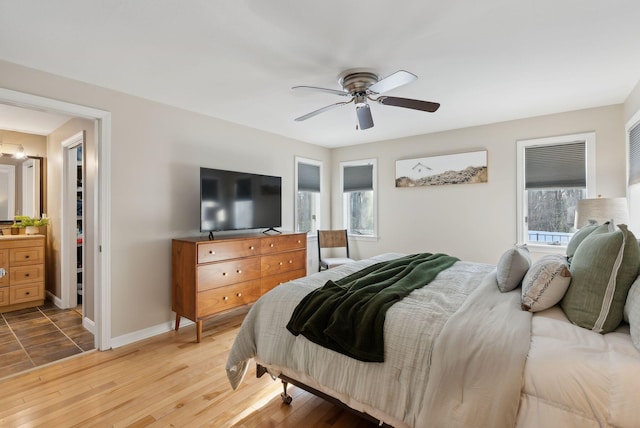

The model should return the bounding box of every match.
[209,250,215,255]
[222,272,227,276]
[236,269,242,274]
[236,292,242,297]
[250,246,254,250]
[25,291,30,295]
[25,273,30,277]
[279,261,283,266]
[270,243,274,248]
[297,240,301,243]
[25,255,30,259]
[289,260,293,264]
[223,296,228,301]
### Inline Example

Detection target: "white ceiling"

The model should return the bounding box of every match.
[1,1,640,147]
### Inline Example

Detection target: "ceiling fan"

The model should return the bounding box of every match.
[292,69,440,130]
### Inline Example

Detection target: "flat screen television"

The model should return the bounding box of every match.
[200,167,282,234]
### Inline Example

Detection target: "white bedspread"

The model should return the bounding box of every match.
[516,306,640,428]
[226,253,532,427]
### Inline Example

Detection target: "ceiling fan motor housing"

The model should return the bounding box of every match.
[339,71,379,95]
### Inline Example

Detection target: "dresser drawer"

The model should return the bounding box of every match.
[197,279,261,317]
[10,283,43,304]
[197,257,261,291]
[10,264,45,286]
[197,239,260,264]
[261,234,306,254]
[261,249,306,276]
[0,286,8,306]
[10,247,45,267]
[261,268,306,294]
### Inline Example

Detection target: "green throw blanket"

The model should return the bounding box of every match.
[286,253,459,362]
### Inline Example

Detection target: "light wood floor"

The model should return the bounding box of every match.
[0,308,378,427]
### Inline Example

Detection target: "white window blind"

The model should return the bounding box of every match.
[525,142,586,189]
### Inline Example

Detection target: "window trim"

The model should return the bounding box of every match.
[340,158,378,239]
[294,156,322,236]
[516,132,596,247]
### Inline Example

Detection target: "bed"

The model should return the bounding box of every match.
[226,230,640,428]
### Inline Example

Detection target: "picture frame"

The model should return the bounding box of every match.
[395,150,488,187]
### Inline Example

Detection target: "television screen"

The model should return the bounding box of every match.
[200,167,282,232]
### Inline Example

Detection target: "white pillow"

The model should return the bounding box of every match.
[496,245,531,292]
[624,275,640,351]
[521,255,571,312]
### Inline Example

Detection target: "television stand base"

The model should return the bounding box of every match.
[208,231,215,240]
[262,227,282,234]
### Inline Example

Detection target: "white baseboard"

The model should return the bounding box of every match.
[110,318,194,349]
[83,316,95,334]
[46,291,64,308]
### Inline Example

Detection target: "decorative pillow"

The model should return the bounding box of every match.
[624,275,640,351]
[496,245,531,292]
[561,223,640,333]
[521,255,571,312]
[566,222,599,264]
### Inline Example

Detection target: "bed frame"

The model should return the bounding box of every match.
[256,363,393,427]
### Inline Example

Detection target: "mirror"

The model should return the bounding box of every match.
[0,155,43,221]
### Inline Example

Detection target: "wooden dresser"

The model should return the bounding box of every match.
[0,235,46,312]
[172,232,307,342]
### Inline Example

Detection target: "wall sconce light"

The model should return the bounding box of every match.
[0,143,28,159]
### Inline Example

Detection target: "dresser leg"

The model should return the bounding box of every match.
[196,320,202,343]
[174,314,180,331]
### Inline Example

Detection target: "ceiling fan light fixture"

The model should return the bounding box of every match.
[356,104,374,130]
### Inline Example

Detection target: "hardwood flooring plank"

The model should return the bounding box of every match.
[0,309,380,427]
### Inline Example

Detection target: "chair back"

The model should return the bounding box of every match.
[317,229,349,251]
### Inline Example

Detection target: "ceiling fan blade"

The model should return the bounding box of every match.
[376,96,440,112]
[356,104,374,130]
[368,70,417,94]
[294,100,352,121]
[292,85,350,97]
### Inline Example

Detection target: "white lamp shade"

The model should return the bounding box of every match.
[575,197,629,229]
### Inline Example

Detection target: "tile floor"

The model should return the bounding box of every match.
[0,303,95,379]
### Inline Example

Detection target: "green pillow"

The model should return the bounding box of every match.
[566,222,599,264]
[561,223,640,333]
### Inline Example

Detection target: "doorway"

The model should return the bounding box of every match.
[61,132,85,318]
[0,88,112,351]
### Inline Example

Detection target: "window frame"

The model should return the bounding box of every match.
[340,158,378,240]
[516,132,596,248]
[294,156,322,236]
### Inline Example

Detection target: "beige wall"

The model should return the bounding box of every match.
[0,59,331,338]
[331,104,627,265]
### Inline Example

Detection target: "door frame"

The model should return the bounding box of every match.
[0,87,112,350]
[60,132,84,311]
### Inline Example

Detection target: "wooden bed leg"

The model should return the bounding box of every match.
[280,380,293,405]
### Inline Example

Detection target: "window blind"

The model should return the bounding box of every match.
[297,162,320,192]
[525,142,586,189]
[629,122,640,185]
[343,164,373,192]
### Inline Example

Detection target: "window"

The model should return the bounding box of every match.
[516,132,595,246]
[627,113,640,234]
[341,159,377,237]
[295,157,321,235]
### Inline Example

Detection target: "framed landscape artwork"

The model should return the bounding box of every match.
[395,150,488,187]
